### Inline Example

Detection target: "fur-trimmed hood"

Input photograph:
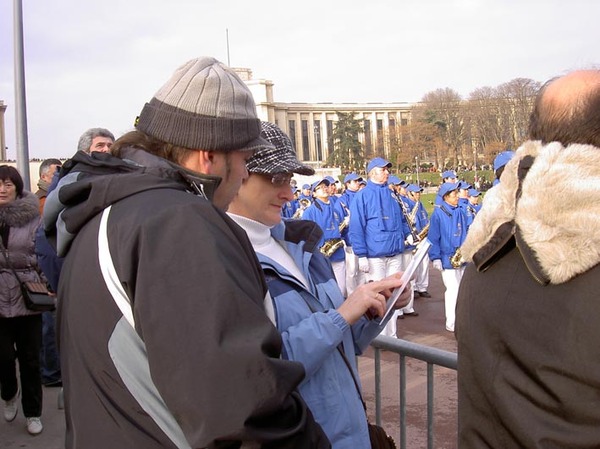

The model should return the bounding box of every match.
[0,191,40,228]
[462,140,600,285]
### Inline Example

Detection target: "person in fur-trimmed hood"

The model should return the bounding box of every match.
[456,69,600,448]
[0,166,47,435]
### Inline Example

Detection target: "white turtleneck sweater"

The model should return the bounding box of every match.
[228,214,310,322]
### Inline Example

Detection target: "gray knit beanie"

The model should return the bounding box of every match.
[136,57,273,152]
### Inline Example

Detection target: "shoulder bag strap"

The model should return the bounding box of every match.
[98,206,192,449]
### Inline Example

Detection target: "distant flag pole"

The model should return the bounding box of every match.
[226,28,231,66]
[13,0,31,187]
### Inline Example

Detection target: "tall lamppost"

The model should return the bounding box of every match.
[314,123,321,169]
[473,145,478,186]
[415,155,420,186]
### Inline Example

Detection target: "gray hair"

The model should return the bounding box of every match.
[39,158,62,177]
[77,128,115,153]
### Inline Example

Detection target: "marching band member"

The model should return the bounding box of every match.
[339,173,363,296]
[407,184,431,299]
[303,178,347,294]
[435,170,459,205]
[428,182,468,332]
[281,186,299,218]
[388,176,419,319]
[465,188,481,226]
[349,158,412,337]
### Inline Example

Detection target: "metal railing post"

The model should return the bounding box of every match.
[368,336,457,448]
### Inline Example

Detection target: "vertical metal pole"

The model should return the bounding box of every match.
[400,355,406,449]
[473,147,478,186]
[415,155,420,186]
[374,348,382,424]
[226,28,231,66]
[427,363,434,449]
[13,0,31,188]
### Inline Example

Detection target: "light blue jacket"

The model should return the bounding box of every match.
[259,219,389,449]
[349,180,410,258]
[428,202,468,269]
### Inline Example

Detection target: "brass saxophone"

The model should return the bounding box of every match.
[450,247,463,268]
[417,223,429,241]
[396,194,420,242]
[292,198,311,219]
[320,239,344,257]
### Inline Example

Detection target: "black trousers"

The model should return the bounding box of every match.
[0,314,43,417]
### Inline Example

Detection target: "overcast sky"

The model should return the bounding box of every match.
[1,0,598,160]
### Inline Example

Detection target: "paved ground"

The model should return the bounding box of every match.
[0,263,455,448]
[359,264,458,449]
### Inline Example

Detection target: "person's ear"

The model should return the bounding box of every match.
[181,150,214,175]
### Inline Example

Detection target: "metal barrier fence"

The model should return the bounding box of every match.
[369,335,458,449]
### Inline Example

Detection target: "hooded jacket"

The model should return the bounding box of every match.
[47,149,329,449]
[456,140,600,448]
[0,191,44,318]
[229,216,388,449]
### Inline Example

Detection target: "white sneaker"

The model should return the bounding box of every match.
[3,389,19,422]
[26,417,43,435]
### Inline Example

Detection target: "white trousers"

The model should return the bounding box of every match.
[441,267,465,332]
[367,255,403,338]
[397,251,416,316]
[331,260,346,298]
[345,247,364,296]
[414,253,430,293]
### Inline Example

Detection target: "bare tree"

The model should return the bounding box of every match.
[496,78,540,146]
[419,88,465,168]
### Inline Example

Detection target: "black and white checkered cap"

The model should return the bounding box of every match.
[246,122,315,176]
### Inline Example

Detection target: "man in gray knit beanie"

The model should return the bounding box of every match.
[49,57,330,448]
[135,57,271,153]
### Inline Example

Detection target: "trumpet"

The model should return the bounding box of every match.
[450,247,463,268]
[320,238,344,258]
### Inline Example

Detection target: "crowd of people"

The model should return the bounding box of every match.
[287,161,490,335]
[1,57,598,449]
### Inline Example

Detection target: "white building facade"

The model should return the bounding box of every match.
[237,68,414,168]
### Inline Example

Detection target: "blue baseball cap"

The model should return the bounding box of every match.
[324,176,337,184]
[367,157,392,173]
[494,150,515,172]
[407,184,423,193]
[311,178,330,192]
[302,183,310,190]
[458,181,472,190]
[344,172,362,183]
[388,175,401,185]
[442,170,457,179]
[438,182,460,198]
[468,188,480,197]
